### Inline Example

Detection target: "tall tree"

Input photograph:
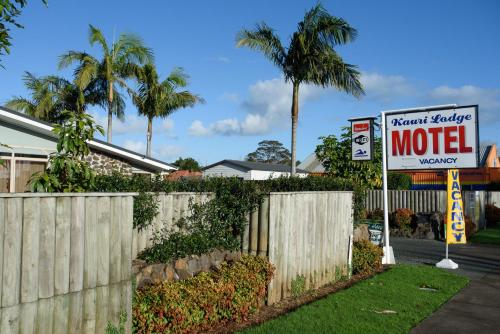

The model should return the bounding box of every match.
[6,71,120,123]
[246,140,291,165]
[315,126,382,188]
[237,3,364,175]
[130,64,203,157]
[174,157,201,171]
[58,24,153,143]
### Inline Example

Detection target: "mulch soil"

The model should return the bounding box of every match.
[198,267,388,334]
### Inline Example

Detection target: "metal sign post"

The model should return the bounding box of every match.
[381,111,395,264]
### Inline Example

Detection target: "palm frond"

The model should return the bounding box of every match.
[236,23,286,69]
[88,24,109,55]
[114,33,154,65]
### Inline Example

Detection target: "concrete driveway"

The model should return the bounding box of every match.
[391,238,500,334]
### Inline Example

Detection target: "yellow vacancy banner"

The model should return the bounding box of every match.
[446,169,466,244]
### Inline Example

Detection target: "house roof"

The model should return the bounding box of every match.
[0,106,177,172]
[479,146,491,167]
[203,159,308,174]
[298,153,326,173]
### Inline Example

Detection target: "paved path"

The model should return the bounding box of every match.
[391,238,500,334]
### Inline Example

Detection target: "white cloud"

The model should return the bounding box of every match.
[191,78,324,137]
[122,139,183,161]
[428,85,500,122]
[360,72,416,102]
[189,120,212,136]
[123,139,146,153]
[89,111,176,136]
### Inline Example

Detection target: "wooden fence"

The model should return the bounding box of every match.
[146,191,354,305]
[132,192,212,259]
[0,193,134,334]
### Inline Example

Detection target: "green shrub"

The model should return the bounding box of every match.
[367,208,384,221]
[392,208,414,229]
[352,240,383,275]
[387,172,412,190]
[133,255,274,334]
[133,192,159,231]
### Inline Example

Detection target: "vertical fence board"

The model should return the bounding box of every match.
[70,197,85,293]
[68,291,83,333]
[36,297,54,334]
[20,301,37,334]
[110,197,122,284]
[39,197,56,299]
[95,285,109,334]
[97,197,110,286]
[82,288,96,334]
[2,197,23,307]
[84,197,98,289]
[121,197,133,282]
[54,197,71,296]
[1,305,19,334]
[53,294,69,334]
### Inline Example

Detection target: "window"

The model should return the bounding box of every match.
[15,160,46,192]
[0,155,47,193]
[0,160,10,192]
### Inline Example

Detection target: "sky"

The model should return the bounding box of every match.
[1,0,499,166]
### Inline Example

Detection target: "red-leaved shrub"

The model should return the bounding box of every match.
[133,255,274,334]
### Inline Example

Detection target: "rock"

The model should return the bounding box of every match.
[198,254,211,272]
[137,277,153,290]
[176,268,192,280]
[187,258,201,275]
[353,224,370,242]
[165,264,175,281]
[425,231,435,240]
[174,258,188,270]
[150,264,166,283]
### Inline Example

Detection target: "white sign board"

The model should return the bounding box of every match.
[385,105,479,170]
[351,119,374,161]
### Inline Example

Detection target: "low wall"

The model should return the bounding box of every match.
[0,193,134,333]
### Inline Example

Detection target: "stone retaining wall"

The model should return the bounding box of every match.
[133,250,242,288]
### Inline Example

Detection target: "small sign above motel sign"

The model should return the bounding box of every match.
[385,105,479,170]
[349,117,376,161]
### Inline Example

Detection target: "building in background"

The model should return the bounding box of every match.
[203,159,308,180]
[0,107,177,192]
[298,153,326,175]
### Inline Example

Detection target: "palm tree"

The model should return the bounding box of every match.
[6,71,121,123]
[237,3,364,175]
[130,64,203,157]
[59,24,153,143]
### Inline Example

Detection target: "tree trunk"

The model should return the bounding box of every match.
[107,81,114,143]
[146,116,153,157]
[291,82,299,176]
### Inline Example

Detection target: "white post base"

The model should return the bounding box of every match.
[436,258,458,269]
[382,246,396,265]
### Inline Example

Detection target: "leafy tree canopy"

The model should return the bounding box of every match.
[315,126,382,188]
[246,140,291,165]
[30,111,104,192]
[174,157,201,171]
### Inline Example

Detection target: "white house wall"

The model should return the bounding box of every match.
[0,123,56,155]
[250,170,308,180]
[203,163,251,179]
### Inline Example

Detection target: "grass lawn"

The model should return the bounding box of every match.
[241,264,469,334]
[470,226,500,245]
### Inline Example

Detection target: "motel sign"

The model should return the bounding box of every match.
[385,105,479,170]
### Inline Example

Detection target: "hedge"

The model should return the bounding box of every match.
[96,174,365,263]
[133,256,274,333]
[387,172,412,190]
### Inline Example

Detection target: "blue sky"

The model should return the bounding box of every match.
[1,0,499,165]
